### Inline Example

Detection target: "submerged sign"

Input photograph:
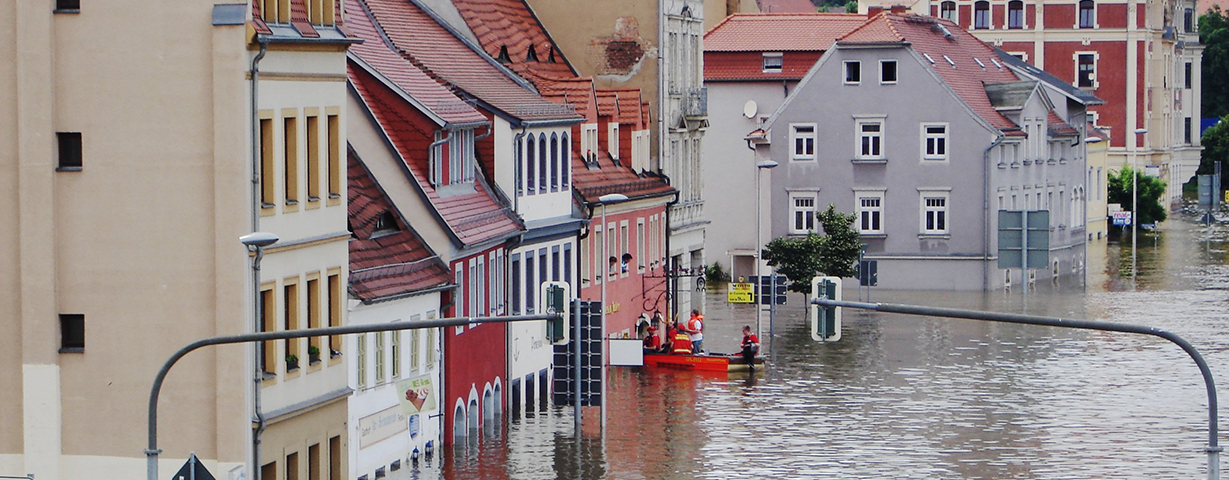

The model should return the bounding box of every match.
[396,373,437,415]
[727,282,754,303]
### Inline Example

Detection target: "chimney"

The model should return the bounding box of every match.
[890,4,907,13]
[867,5,884,17]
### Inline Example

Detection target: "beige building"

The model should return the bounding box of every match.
[1,1,351,479]
[1086,125,1111,240]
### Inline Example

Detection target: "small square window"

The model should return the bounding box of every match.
[763,53,783,73]
[880,60,897,84]
[55,0,80,12]
[57,132,82,170]
[844,61,861,84]
[60,314,85,352]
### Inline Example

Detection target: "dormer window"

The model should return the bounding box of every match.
[497,46,511,63]
[431,128,476,186]
[526,46,540,62]
[763,53,783,73]
[373,211,399,237]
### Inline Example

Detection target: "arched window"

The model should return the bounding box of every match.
[974,1,990,29]
[561,133,570,188]
[550,133,559,191]
[1079,0,1095,28]
[514,136,523,195]
[453,404,466,443]
[526,134,536,193]
[538,135,548,192]
[1008,0,1024,28]
[467,398,480,442]
[940,0,956,21]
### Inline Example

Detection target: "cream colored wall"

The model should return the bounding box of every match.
[260,399,349,480]
[1087,141,1110,240]
[0,0,24,458]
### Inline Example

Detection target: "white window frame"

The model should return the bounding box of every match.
[637,218,647,273]
[790,123,817,161]
[843,60,861,85]
[1076,0,1097,29]
[939,0,957,22]
[919,189,951,235]
[921,123,949,161]
[855,190,886,235]
[879,59,898,85]
[762,52,783,73]
[789,192,818,234]
[855,117,885,160]
[1075,52,1098,89]
[608,124,619,161]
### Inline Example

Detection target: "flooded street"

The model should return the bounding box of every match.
[435,213,1229,479]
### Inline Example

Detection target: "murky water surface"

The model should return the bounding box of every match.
[428,214,1229,479]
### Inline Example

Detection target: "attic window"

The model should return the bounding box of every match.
[526,46,539,62]
[497,45,511,63]
[763,53,783,73]
[373,211,399,237]
[922,53,935,64]
[55,0,80,12]
[549,48,557,63]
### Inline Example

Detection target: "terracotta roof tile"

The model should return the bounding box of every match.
[360,0,581,123]
[603,88,646,127]
[346,0,488,126]
[840,14,1022,134]
[289,0,321,38]
[538,77,597,121]
[1048,111,1080,137]
[704,13,867,52]
[571,150,675,203]
[348,153,453,302]
[350,63,525,246]
[596,91,618,118]
[704,51,824,81]
[449,0,577,82]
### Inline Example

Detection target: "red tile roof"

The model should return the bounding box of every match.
[839,14,1023,135]
[448,0,577,82]
[571,151,675,203]
[359,0,581,124]
[348,153,452,302]
[537,77,598,122]
[704,13,867,52]
[350,62,525,247]
[604,89,646,128]
[596,91,619,118]
[346,0,488,126]
[1048,111,1080,137]
[705,51,825,81]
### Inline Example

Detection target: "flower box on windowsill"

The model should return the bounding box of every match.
[851,158,888,164]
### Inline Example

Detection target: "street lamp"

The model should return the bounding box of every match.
[755,160,777,353]
[1133,128,1147,288]
[239,231,277,480]
[595,192,626,431]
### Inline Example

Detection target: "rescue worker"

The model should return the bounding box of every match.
[740,325,760,368]
[642,326,661,353]
[685,309,704,354]
[671,327,693,354]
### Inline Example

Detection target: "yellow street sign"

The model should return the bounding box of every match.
[728,282,755,304]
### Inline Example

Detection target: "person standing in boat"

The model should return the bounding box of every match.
[740,325,760,367]
[671,326,693,354]
[685,309,704,354]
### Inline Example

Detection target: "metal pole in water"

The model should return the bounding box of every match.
[811,297,1220,479]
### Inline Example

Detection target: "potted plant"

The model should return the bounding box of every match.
[308,345,321,364]
[285,354,299,371]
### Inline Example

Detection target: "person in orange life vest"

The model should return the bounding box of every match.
[642,326,661,352]
[685,309,704,354]
[671,329,693,355]
[740,325,760,367]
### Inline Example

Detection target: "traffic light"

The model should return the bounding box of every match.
[541,281,571,345]
[810,276,842,342]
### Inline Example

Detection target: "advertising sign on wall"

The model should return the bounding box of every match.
[396,373,437,415]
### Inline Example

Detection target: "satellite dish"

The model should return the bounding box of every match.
[743,100,758,119]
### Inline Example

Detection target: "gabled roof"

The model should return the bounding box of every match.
[704,13,868,52]
[838,14,1024,135]
[537,77,598,122]
[348,153,452,303]
[605,89,646,128]
[448,0,577,82]
[571,151,675,204]
[359,0,581,125]
[350,62,524,247]
[596,91,619,118]
[346,0,487,126]
[993,48,1106,106]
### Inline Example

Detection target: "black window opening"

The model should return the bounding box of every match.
[974,1,990,29]
[510,255,521,315]
[55,0,80,12]
[1008,1,1024,28]
[538,135,548,193]
[1077,54,1095,88]
[845,61,861,83]
[1185,62,1193,89]
[881,60,898,83]
[1185,117,1193,144]
[940,1,956,21]
[1185,8,1194,32]
[1079,0,1094,28]
[57,132,82,170]
[373,211,399,236]
[763,54,783,72]
[60,313,85,352]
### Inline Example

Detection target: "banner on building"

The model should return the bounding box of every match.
[396,373,437,415]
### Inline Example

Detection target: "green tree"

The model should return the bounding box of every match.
[1107,165,1168,231]
[1200,6,1229,118]
[762,205,860,296]
[1197,115,1229,188]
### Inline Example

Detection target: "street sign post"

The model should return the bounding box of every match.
[172,453,215,480]
[810,276,842,342]
[727,282,755,304]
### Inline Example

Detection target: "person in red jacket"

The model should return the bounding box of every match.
[671,327,693,355]
[642,326,661,353]
[740,325,760,367]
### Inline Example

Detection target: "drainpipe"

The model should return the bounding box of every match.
[249,36,269,480]
[429,129,453,184]
[983,132,1005,291]
[664,176,680,320]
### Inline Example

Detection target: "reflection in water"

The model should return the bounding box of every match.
[434,215,1228,479]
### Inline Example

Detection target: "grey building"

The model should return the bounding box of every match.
[750,12,1101,290]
